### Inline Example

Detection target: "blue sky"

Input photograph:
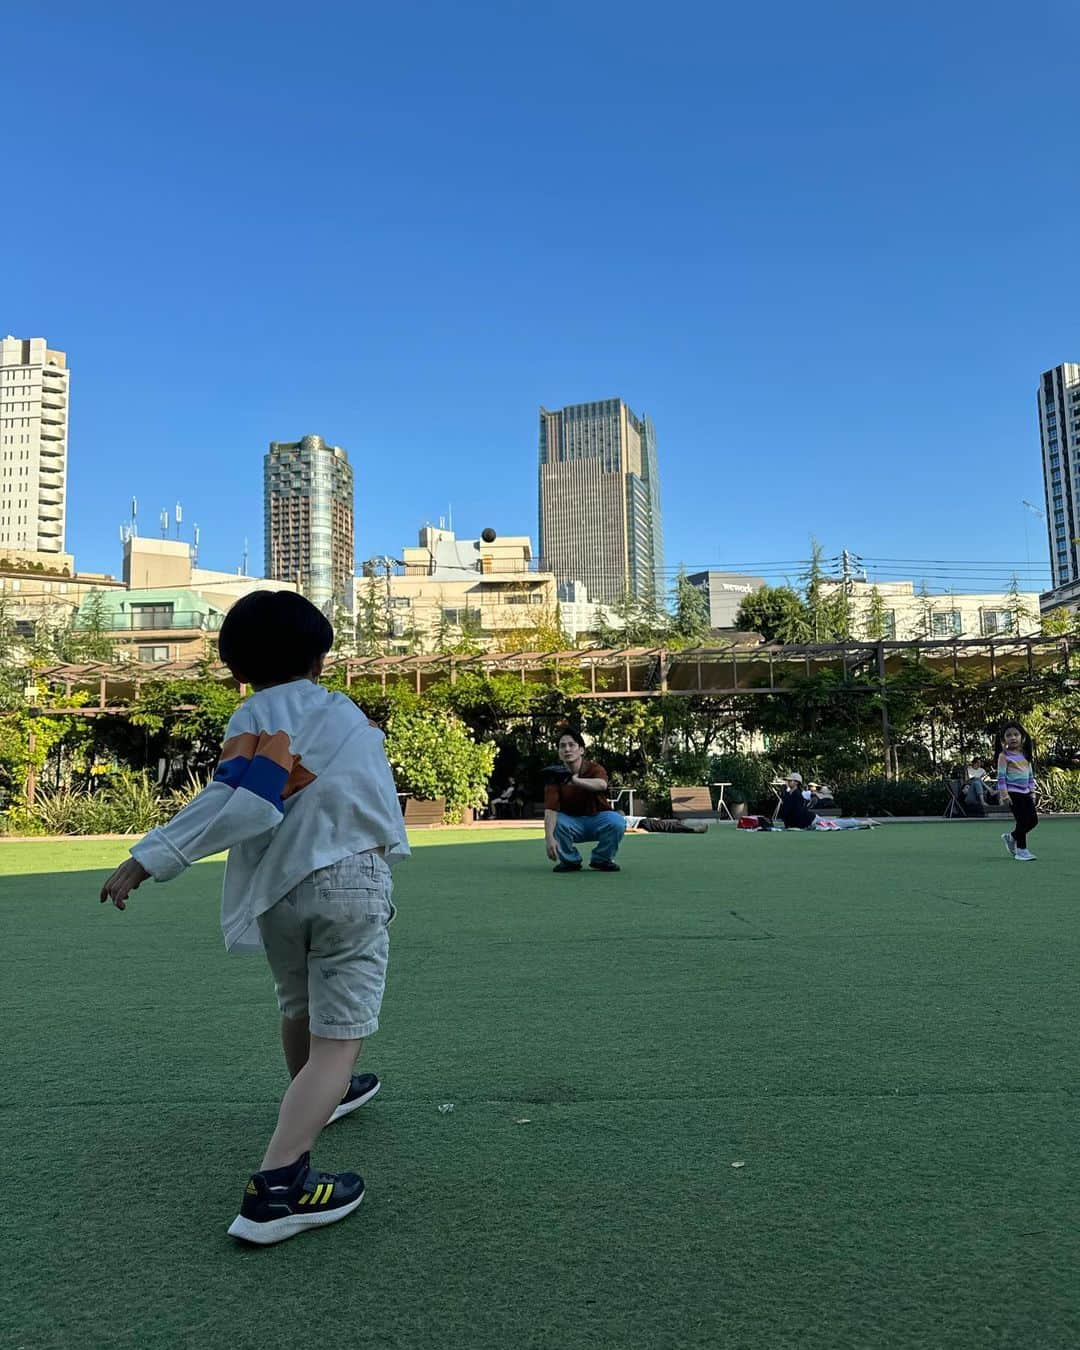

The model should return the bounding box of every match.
[5,0,1078,596]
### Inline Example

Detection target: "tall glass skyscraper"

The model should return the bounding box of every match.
[538,398,664,607]
[264,435,354,616]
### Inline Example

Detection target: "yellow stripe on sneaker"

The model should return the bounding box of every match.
[311,1184,326,1205]
[298,1192,311,1205]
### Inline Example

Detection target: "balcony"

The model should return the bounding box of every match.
[39,426,65,441]
[73,609,224,633]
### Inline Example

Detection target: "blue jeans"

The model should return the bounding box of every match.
[554,810,626,865]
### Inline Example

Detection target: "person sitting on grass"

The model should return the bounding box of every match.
[99,591,409,1246]
[777,772,816,830]
[543,728,626,873]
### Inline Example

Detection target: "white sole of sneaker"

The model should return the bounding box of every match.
[327,1078,381,1124]
[1001,833,1015,856]
[227,1193,364,1245]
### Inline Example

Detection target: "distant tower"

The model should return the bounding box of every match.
[265,434,355,613]
[0,336,70,556]
[1039,363,1080,600]
[538,398,664,606]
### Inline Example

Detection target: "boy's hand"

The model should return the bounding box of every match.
[545,837,559,862]
[100,859,151,910]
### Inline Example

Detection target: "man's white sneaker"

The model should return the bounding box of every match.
[1001,832,1016,857]
[1014,848,1036,861]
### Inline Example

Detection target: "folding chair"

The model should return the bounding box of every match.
[943,780,968,819]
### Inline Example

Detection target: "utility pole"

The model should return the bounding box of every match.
[382,556,394,645]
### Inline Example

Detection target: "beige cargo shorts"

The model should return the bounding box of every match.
[257,850,395,1040]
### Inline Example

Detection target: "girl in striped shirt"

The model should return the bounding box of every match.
[995,721,1038,861]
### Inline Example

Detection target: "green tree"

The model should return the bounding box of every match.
[332,603,357,656]
[1041,606,1073,636]
[670,568,711,647]
[355,578,386,655]
[129,672,242,778]
[801,538,832,641]
[1005,573,1036,635]
[735,585,810,643]
[384,705,496,821]
[56,590,116,663]
[863,585,891,640]
[913,582,937,639]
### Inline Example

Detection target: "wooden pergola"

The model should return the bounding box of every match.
[30,631,1072,711]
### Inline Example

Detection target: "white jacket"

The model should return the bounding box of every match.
[131,679,410,952]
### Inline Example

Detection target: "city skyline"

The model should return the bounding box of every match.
[4,5,1075,596]
[0,326,1069,607]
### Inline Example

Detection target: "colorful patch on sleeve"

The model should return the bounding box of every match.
[213,729,300,811]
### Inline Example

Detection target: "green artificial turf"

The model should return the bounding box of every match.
[1,823,1078,1349]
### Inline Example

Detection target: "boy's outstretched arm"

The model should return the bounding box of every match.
[96,721,294,911]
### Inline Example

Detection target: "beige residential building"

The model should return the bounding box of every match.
[0,336,69,557]
[822,579,1042,640]
[357,526,557,652]
[1,551,124,640]
[87,537,299,663]
[2,537,296,664]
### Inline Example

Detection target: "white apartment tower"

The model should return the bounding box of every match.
[1039,363,1080,599]
[0,336,69,557]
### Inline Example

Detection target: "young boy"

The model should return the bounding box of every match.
[99,591,409,1245]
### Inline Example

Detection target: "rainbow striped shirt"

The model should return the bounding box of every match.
[997,751,1035,795]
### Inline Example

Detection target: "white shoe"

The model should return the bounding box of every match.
[1001,832,1016,857]
[1014,848,1036,861]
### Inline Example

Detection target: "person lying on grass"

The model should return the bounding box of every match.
[99,591,409,1246]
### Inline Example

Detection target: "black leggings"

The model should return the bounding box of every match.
[1009,793,1039,848]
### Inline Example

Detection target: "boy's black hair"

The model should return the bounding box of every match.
[218,590,334,686]
[993,720,1035,763]
[557,726,587,750]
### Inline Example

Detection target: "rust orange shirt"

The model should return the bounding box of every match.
[544,760,611,816]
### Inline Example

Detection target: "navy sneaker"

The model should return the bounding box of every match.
[589,859,620,872]
[227,1154,365,1245]
[328,1072,381,1124]
[552,861,582,872]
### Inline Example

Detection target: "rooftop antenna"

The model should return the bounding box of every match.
[174,501,183,541]
[159,508,169,539]
[241,537,249,577]
[192,524,200,567]
[131,496,138,537]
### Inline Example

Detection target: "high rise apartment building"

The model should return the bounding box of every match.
[1039,364,1080,607]
[264,434,355,615]
[0,336,69,557]
[538,398,664,607]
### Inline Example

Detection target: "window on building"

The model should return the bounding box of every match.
[137,645,170,663]
[980,609,1015,637]
[931,610,963,638]
[130,603,175,629]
